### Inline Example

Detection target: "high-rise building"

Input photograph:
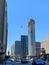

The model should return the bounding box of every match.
[0,0,8,58]
[41,33,49,54]
[11,35,28,58]
[11,41,22,58]
[11,43,15,56]
[28,19,36,57]
[36,42,41,56]
[21,35,28,57]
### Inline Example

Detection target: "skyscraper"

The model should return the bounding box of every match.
[11,35,28,58]
[28,19,36,57]
[0,0,8,59]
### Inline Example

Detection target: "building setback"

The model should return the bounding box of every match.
[28,19,36,57]
[0,0,8,59]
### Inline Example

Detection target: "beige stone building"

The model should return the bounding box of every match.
[41,33,49,54]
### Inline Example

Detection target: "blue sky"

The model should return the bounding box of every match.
[7,0,49,51]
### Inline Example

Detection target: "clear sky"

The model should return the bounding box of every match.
[6,0,49,51]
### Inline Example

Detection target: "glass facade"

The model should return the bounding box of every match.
[28,19,36,56]
[21,35,28,57]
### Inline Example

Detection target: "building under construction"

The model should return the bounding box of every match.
[28,19,36,58]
